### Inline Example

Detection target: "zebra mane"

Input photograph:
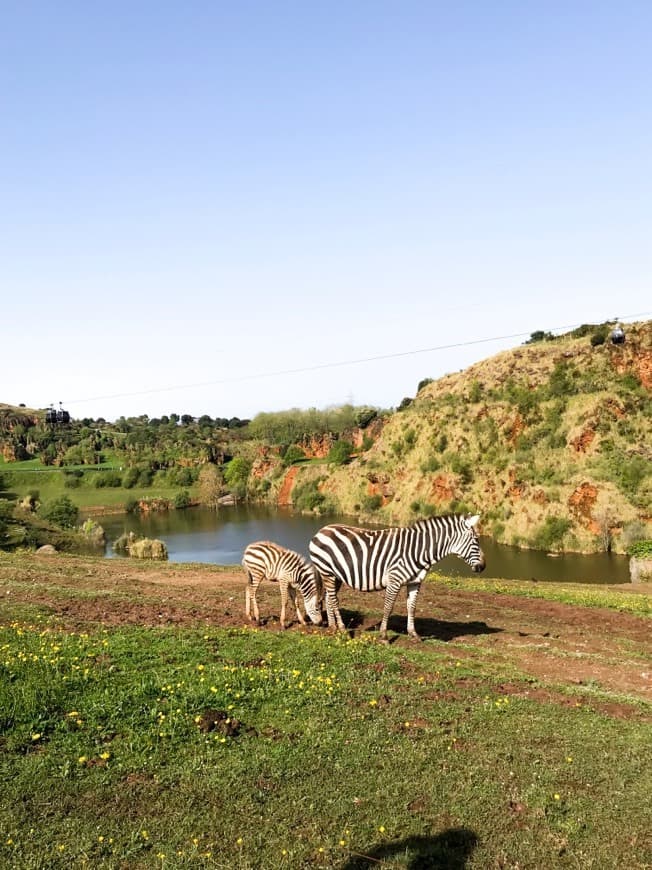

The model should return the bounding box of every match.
[410,513,461,531]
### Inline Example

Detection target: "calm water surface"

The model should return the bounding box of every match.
[96,505,631,585]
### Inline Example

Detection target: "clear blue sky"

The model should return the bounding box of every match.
[2,1,650,421]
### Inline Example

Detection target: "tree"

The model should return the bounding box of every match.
[197,464,224,509]
[39,496,79,529]
[224,457,252,499]
[327,439,353,465]
[282,445,306,466]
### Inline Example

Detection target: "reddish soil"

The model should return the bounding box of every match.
[2,554,651,717]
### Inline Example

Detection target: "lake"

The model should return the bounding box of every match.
[95,505,632,585]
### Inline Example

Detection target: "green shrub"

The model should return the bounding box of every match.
[174,490,192,509]
[404,428,417,449]
[446,453,473,485]
[355,407,378,428]
[420,455,441,473]
[621,521,648,550]
[224,457,252,498]
[282,445,307,466]
[39,496,79,529]
[293,479,330,513]
[434,434,448,453]
[594,451,649,497]
[168,467,195,487]
[361,494,383,512]
[93,471,122,488]
[327,440,353,465]
[467,379,482,402]
[590,329,607,346]
[532,516,572,551]
[628,540,652,558]
[0,499,12,536]
[137,469,153,487]
[449,500,473,515]
[122,468,139,489]
[525,330,555,343]
[547,362,578,398]
[409,501,436,518]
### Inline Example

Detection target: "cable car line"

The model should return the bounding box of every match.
[62,310,651,407]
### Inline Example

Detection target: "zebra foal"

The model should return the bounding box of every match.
[242,541,322,629]
[309,514,485,641]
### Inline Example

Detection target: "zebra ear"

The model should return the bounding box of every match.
[465,515,480,529]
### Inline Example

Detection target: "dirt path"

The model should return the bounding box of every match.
[1,554,651,711]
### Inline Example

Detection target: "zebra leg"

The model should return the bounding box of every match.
[405,580,422,641]
[279,580,289,629]
[323,575,346,631]
[245,572,261,624]
[378,577,403,642]
[289,584,307,626]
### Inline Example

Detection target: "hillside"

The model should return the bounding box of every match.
[275,320,651,554]
[1,321,651,557]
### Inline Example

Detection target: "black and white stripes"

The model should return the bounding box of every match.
[242,540,322,629]
[309,514,485,640]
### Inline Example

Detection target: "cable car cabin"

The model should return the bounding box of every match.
[45,405,71,426]
[610,326,625,345]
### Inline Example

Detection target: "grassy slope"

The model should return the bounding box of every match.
[0,553,651,869]
[305,320,651,554]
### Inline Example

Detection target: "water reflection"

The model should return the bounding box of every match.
[96,505,631,585]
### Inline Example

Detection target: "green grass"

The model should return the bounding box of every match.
[1,611,651,868]
[1,461,192,511]
[431,574,652,616]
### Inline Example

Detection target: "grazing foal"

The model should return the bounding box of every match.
[242,540,322,629]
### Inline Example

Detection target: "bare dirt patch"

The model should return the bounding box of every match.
[2,554,651,710]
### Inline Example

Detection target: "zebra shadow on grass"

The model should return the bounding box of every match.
[337,609,502,643]
[340,827,478,869]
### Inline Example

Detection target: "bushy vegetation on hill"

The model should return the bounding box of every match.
[275,321,651,554]
[318,321,650,553]
[1,320,650,554]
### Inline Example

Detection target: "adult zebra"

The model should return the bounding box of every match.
[243,540,322,630]
[309,514,485,641]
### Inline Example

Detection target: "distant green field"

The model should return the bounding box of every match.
[1,459,194,511]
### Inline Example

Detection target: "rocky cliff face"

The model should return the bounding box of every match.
[273,320,651,554]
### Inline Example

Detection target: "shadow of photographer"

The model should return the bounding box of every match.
[340,827,478,869]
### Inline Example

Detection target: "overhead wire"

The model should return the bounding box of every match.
[63,310,652,407]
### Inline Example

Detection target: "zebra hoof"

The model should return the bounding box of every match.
[408,632,422,642]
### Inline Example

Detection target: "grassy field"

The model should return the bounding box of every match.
[1,554,651,869]
[0,457,191,511]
